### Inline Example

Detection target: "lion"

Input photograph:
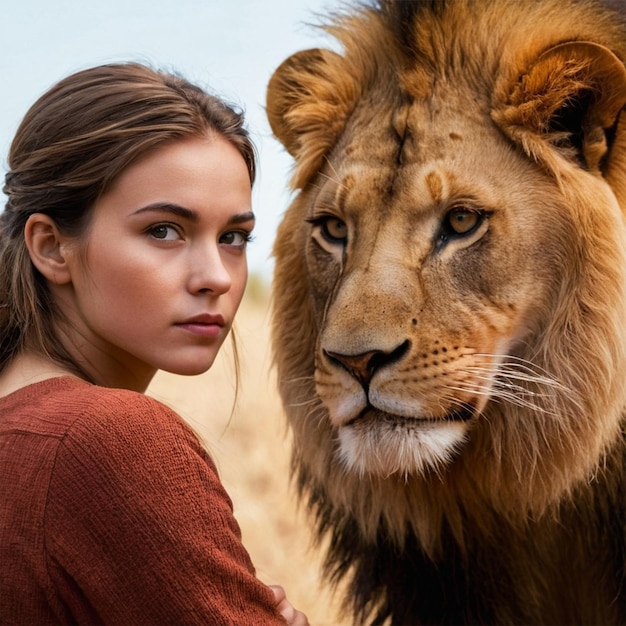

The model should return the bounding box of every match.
[266,0,626,624]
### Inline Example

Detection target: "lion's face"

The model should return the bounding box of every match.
[268,1,626,519]
[305,98,571,476]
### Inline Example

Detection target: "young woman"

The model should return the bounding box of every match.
[0,63,308,625]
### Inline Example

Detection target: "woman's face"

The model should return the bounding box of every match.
[59,134,253,391]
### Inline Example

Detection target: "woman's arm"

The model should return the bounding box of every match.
[44,390,291,625]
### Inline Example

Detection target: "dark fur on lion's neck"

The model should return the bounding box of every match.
[308,435,625,624]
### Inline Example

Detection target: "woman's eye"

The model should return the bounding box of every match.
[445,208,481,235]
[148,224,181,241]
[220,231,253,248]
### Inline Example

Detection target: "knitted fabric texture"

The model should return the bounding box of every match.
[0,377,286,625]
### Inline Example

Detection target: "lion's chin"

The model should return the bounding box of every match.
[337,414,469,478]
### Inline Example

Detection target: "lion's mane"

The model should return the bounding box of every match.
[268,1,626,623]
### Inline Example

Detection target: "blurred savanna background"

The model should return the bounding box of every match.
[148,281,348,626]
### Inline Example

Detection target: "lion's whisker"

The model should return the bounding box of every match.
[321,156,347,189]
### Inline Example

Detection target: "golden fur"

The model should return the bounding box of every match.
[267,0,626,623]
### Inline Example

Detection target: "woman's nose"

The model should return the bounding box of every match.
[187,244,232,295]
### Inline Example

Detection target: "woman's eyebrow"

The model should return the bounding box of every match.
[130,204,255,225]
[130,203,198,222]
[228,211,256,225]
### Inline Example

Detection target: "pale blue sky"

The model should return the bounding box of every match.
[0,0,339,281]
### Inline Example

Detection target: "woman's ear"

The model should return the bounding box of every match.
[24,214,73,285]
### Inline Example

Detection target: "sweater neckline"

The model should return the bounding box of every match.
[0,376,89,406]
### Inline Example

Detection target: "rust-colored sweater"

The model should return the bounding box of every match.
[0,377,286,625]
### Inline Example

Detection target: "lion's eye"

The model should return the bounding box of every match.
[444,208,481,235]
[323,217,348,242]
[308,215,348,245]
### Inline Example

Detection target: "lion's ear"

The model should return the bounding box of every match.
[494,41,626,178]
[267,48,359,189]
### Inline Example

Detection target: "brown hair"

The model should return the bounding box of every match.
[0,62,257,378]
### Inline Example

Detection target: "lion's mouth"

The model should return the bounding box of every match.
[345,402,476,427]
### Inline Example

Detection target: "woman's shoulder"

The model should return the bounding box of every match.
[39,377,221,499]
[63,378,204,454]
[2,376,204,460]
[71,377,183,424]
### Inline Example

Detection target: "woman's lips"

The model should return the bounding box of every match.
[175,314,224,338]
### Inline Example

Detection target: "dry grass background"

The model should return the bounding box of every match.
[147,287,349,625]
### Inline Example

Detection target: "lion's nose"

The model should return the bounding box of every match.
[324,340,410,387]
